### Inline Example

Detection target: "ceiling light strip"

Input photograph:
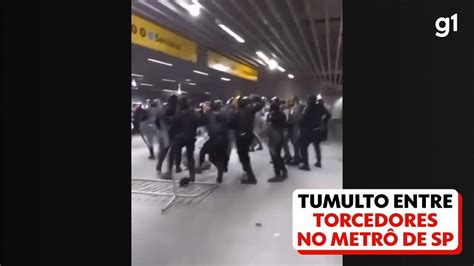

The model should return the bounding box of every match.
[147,58,173,66]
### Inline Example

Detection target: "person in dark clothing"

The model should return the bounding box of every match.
[163,97,204,182]
[287,96,305,165]
[316,99,329,141]
[196,135,211,174]
[229,96,264,184]
[132,104,145,135]
[197,100,229,183]
[313,99,331,168]
[298,94,331,171]
[266,102,288,182]
[155,95,181,174]
[133,104,146,134]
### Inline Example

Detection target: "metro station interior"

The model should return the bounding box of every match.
[131,0,342,265]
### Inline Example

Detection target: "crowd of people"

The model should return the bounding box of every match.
[132,93,331,185]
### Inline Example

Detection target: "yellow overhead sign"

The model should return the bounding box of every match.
[207,51,258,82]
[131,14,197,63]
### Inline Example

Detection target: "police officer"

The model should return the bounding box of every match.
[163,97,204,182]
[198,100,229,183]
[266,101,288,182]
[298,94,331,170]
[132,104,144,135]
[229,96,264,184]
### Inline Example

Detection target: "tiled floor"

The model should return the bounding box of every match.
[132,135,342,266]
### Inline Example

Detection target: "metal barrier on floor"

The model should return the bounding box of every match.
[131,177,218,212]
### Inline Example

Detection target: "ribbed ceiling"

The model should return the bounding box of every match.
[132,0,342,87]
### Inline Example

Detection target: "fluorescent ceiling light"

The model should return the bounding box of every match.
[256,59,266,66]
[193,70,209,76]
[160,89,188,93]
[131,73,143,77]
[185,78,191,82]
[187,83,196,85]
[256,51,269,62]
[256,51,282,71]
[157,0,179,13]
[176,0,201,17]
[213,63,230,72]
[288,74,294,79]
[162,79,176,83]
[268,59,278,70]
[220,77,231,81]
[141,83,153,86]
[147,58,173,66]
[218,24,245,43]
[188,3,200,17]
[205,92,210,94]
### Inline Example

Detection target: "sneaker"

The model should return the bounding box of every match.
[216,176,223,183]
[175,167,183,173]
[314,162,322,168]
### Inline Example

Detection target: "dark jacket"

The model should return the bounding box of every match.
[133,107,147,123]
[299,103,331,133]
[170,108,206,139]
[266,109,287,146]
[267,110,287,132]
[205,110,229,137]
[155,104,176,132]
[229,103,264,135]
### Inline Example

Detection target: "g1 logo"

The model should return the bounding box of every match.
[435,13,458,38]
